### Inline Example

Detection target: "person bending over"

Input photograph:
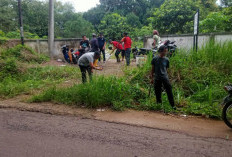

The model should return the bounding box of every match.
[109,40,123,63]
[78,51,102,83]
[150,45,175,108]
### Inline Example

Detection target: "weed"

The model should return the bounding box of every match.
[30,76,145,110]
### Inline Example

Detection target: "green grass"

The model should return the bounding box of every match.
[29,41,232,119]
[2,41,232,119]
[29,76,146,110]
[0,44,81,98]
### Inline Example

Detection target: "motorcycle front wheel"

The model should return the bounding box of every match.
[222,102,232,128]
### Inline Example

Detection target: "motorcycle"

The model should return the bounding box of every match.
[221,85,232,128]
[133,40,177,59]
[154,40,177,57]
[132,47,155,59]
[62,45,86,64]
[164,40,177,57]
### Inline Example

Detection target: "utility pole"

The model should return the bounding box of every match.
[48,0,55,58]
[18,0,24,45]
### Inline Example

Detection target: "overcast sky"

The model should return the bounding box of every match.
[52,0,221,12]
[58,0,100,12]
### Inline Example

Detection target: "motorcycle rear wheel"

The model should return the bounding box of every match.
[222,102,232,128]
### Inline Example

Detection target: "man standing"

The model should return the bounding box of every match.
[78,52,102,83]
[109,40,123,62]
[90,33,99,52]
[150,45,175,108]
[121,32,132,66]
[97,33,106,62]
[80,35,90,52]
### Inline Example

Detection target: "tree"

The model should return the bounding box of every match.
[198,0,217,11]
[63,14,94,38]
[200,12,229,33]
[98,0,165,24]
[98,13,130,40]
[126,13,141,28]
[133,23,153,37]
[21,0,49,37]
[222,6,232,31]
[0,0,17,32]
[220,0,232,7]
[150,0,198,34]
[83,5,106,26]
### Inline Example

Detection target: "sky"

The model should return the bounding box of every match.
[58,0,100,12]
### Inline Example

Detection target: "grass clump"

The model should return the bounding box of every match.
[30,76,146,110]
[0,44,49,63]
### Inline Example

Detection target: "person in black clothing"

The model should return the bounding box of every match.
[97,33,106,62]
[80,35,90,52]
[151,45,175,108]
[90,33,99,52]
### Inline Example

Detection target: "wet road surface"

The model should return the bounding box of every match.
[0,109,232,157]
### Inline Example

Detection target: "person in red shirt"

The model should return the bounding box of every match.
[109,40,123,62]
[121,32,132,66]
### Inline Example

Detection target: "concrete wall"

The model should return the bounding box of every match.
[2,33,232,58]
[144,33,232,50]
[2,38,82,59]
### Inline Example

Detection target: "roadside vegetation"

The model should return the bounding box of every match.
[29,41,232,119]
[0,45,80,98]
[1,0,232,41]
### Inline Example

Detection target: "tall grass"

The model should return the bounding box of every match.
[29,41,232,118]
[30,76,146,110]
[0,44,80,98]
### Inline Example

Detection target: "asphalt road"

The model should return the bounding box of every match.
[0,109,232,157]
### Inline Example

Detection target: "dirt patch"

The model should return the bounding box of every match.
[96,59,137,76]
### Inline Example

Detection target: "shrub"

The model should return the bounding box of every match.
[30,76,146,110]
[0,45,49,63]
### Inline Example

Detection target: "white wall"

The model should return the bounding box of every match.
[2,38,82,59]
[144,33,232,50]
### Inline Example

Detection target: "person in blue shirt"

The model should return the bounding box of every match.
[90,33,99,53]
[97,33,106,62]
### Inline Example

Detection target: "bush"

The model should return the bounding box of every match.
[6,30,40,39]
[0,45,49,63]
[0,58,20,80]
[30,76,146,110]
